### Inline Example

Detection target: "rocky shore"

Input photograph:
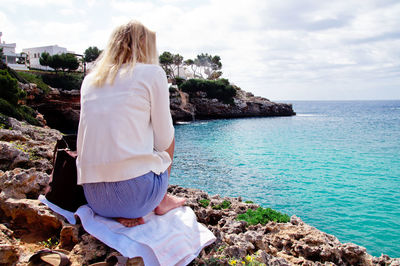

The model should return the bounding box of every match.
[23,82,295,132]
[169,86,295,123]
[0,117,399,265]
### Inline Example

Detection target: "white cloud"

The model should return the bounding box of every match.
[1,0,399,100]
[0,11,17,38]
[3,0,73,8]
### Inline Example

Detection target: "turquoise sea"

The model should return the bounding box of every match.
[170,100,400,258]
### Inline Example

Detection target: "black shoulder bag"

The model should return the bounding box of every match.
[45,134,87,212]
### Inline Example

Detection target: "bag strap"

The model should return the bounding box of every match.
[51,135,77,172]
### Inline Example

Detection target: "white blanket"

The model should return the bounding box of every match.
[39,195,216,266]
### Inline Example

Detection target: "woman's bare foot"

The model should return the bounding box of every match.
[154,194,186,215]
[115,217,145,227]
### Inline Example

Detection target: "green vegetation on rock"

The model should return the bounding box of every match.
[0,69,39,125]
[17,71,50,93]
[199,199,210,208]
[0,99,39,126]
[212,200,231,210]
[41,72,83,91]
[180,78,236,104]
[0,113,12,129]
[0,69,26,105]
[237,207,290,225]
[38,237,59,249]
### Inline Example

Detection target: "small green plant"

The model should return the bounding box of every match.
[214,244,226,253]
[0,113,11,129]
[212,200,231,210]
[17,71,50,93]
[199,199,210,208]
[244,200,254,204]
[39,237,59,248]
[227,254,266,266]
[200,256,225,265]
[237,207,290,225]
[11,141,41,160]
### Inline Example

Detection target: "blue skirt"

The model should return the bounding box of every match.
[82,171,168,218]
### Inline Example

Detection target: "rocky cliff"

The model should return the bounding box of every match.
[0,117,398,265]
[170,86,295,123]
[23,82,295,132]
[22,83,80,132]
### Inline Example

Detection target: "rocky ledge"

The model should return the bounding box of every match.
[23,82,295,131]
[169,86,295,123]
[1,117,398,266]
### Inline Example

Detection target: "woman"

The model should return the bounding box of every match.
[76,20,185,227]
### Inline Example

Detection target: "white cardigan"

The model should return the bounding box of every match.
[76,63,174,184]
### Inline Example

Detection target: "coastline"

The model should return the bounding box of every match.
[0,117,399,265]
[23,85,295,132]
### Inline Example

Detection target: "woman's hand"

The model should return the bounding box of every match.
[165,137,175,177]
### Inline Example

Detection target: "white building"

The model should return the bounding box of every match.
[22,45,70,70]
[0,32,28,70]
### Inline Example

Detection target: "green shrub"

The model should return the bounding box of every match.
[0,99,39,126]
[0,63,26,83]
[18,105,40,125]
[244,200,254,204]
[179,78,236,104]
[0,99,19,118]
[174,77,185,86]
[42,72,83,90]
[0,70,39,125]
[237,207,290,225]
[0,113,11,129]
[212,200,231,210]
[199,199,210,208]
[0,69,26,105]
[17,71,50,93]
[169,86,178,93]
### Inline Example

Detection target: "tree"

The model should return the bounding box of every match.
[48,54,62,73]
[159,51,173,77]
[0,48,5,67]
[195,53,222,80]
[46,53,79,73]
[173,54,183,77]
[39,52,51,67]
[62,53,79,72]
[184,59,199,78]
[159,51,184,83]
[183,54,222,80]
[84,46,101,63]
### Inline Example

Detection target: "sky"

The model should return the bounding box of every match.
[1,0,399,101]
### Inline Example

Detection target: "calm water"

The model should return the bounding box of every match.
[170,100,400,258]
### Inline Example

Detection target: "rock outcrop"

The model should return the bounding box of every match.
[169,86,295,123]
[23,83,295,132]
[1,117,399,265]
[25,87,81,132]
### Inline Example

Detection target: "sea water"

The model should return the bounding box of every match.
[170,100,400,258]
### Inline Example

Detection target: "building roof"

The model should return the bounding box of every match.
[22,44,66,50]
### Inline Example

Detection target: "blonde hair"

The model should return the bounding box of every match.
[90,20,158,87]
